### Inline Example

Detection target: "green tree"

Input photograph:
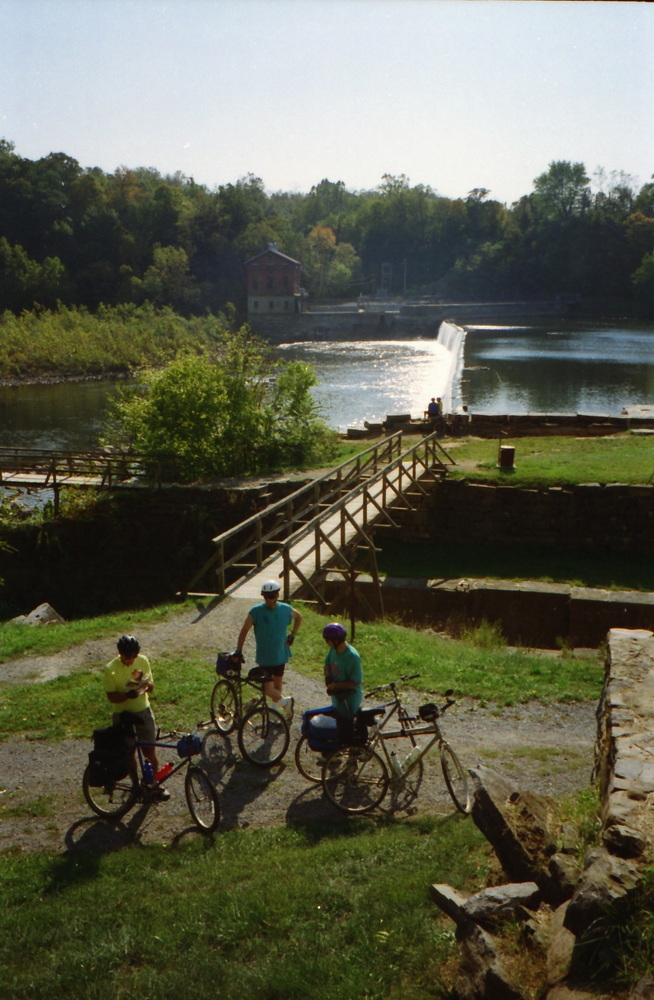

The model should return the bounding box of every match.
[533,160,591,221]
[104,328,337,481]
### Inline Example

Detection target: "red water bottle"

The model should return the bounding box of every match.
[155,762,174,782]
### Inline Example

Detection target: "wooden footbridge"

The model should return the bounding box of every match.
[182,430,455,617]
[0,447,156,513]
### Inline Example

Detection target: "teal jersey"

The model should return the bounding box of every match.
[324,643,363,717]
[249,601,293,667]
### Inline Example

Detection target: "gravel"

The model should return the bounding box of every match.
[0,597,598,853]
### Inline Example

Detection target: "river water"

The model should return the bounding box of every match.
[1,320,653,448]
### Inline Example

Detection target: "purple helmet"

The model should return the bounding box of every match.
[322,622,346,643]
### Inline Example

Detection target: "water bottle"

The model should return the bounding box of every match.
[143,760,155,784]
[403,744,422,769]
[155,761,173,782]
[389,750,403,777]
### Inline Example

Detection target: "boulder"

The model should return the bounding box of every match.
[10,603,65,626]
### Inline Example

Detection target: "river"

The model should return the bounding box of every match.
[0,320,652,448]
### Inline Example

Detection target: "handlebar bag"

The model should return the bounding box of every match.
[216,653,241,678]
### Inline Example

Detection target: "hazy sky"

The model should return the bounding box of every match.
[1,0,651,205]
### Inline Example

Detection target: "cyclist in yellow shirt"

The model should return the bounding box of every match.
[103,634,169,799]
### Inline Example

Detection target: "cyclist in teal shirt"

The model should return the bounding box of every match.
[236,580,301,720]
[323,622,363,741]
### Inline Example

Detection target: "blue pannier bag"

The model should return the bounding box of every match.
[301,707,341,753]
[176,734,202,758]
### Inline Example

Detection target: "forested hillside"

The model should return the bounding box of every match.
[1,138,653,317]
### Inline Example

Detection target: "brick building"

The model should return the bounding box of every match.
[245,243,304,316]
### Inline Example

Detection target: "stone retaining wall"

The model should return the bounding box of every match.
[428,628,654,999]
[392,479,654,554]
[332,577,654,648]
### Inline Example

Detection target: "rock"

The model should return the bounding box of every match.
[547,853,579,898]
[429,883,470,924]
[469,765,561,900]
[462,882,541,929]
[546,902,575,986]
[454,921,527,1000]
[10,603,65,626]
[602,818,648,858]
[629,972,654,999]
[563,846,641,937]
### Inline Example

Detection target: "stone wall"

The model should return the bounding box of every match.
[392,479,654,555]
[429,628,654,1000]
[331,577,654,648]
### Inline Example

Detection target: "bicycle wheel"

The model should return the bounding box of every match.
[210,678,238,734]
[238,706,290,767]
[388,757,424,812]
[185,765,221,833]
[294,734,326,783]
[322,746,389,814]
[201,727,233,783]
[82,764,139,819]
[440,742,471,814]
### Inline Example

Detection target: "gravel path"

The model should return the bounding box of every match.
[0,597,598,853]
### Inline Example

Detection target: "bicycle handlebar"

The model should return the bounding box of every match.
[365,673,421,698]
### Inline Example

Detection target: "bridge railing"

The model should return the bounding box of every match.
[278,431,454,602]
[183,431,455,597]
[0,447,159,490]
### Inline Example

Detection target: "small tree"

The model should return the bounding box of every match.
[103,327,338,481]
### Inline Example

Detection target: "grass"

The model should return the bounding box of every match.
[0,817,487,1000]
[439,433,654,488]
[0,603,603,744]
[0,601,192,664]
[375,537,654,592]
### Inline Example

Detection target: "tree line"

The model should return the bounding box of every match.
[1,138,654,317]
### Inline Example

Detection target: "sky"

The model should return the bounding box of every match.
[1,0,652,205]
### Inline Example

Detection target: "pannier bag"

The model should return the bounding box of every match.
[301,707,341,753]
[87,724,135,787]
[216,652,241,678]
[176,734,202,758]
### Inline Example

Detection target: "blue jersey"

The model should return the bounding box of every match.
[249,601,293,667]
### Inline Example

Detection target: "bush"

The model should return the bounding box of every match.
[103,326,338,481]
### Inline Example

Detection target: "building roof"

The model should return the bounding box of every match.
[244,242,301,267]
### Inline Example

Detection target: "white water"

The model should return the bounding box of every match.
[276,322,466,430]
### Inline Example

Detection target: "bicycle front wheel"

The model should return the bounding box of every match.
[238,707,290,767]
[322,746,389,814]
[82,764,139,819]
[210,678,238,734]
[185,765,221,833]
[440,742,471,814]
[294,734,325,783]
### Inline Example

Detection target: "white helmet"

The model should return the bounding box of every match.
[261,580,281,594]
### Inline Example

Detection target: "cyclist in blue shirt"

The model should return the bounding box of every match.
[323,622,363,742]
[236,580,301,720]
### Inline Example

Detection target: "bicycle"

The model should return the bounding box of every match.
[209,653,290,767]
[82,715,221,833]
[320,675,471,816]
[295,704,384,783]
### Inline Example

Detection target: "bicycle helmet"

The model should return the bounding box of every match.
[261,580,281,594]
[117,634,140,656]
[322,622,347,643]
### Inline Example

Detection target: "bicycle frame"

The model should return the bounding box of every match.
[364,691,445,779]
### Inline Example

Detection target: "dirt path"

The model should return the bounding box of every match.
[0,597,598,853]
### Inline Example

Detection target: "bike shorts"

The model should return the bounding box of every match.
[260,663,285,678]
[113,706,156,743]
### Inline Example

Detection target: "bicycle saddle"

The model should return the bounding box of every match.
[358,707,385,726]
[248,666,274,682]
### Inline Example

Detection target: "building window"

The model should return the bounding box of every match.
[269,301,274,310]
[253,300,259,309]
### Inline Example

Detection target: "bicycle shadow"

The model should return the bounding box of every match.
[199,729,287,830]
